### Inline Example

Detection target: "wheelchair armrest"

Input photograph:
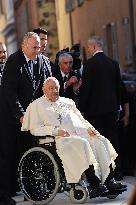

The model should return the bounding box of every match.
[36,135,55,139]
[37,135,55,145]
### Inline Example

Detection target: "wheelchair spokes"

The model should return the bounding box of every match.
[19,147,60,204]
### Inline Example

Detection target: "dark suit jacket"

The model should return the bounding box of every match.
[0,64,4,85]
[79,52,121,117]
[52,68,80,99]
[0,49,50,193]
[0,49,46,124]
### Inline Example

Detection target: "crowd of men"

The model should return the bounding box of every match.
[0,28,134,205]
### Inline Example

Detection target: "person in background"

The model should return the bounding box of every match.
[70,43,82,73]
[79,35,122,181]
[53,52,82,102]
[0,42,7,85]
[33,27,53,75]
[0,32,49,204]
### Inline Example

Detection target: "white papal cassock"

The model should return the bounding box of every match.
[21,96,118,183]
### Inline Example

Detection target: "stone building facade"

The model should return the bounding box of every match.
[0,0,17,56]
[0,0,59,61]
[56,0,136,72]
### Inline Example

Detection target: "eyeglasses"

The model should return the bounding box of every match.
[63,61,73,64]
[32,46,41,50]
[0,51,6,54]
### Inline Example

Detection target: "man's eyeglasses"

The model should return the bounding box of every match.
[63,61,73,64]
[32,46,41,50]
[0,51,7,54]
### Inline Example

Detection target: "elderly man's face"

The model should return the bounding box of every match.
[87,40,96,57]
[0,43,7,64]
[43,80,60,102]
[24,36,41,60]
[59,56,73,74]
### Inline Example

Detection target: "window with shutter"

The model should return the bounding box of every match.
[65,0,77,12]
[104,23,119,61]
[0,1,3,14]
[77,0,84,6]
[111,22,119,61]
[123,17,133,65]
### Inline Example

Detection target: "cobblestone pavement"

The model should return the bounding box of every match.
[16,176,135,205]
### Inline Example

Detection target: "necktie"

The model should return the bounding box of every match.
[28,60,38,89]
[63,75,67,82]
[33,61,38,78]
[28,60,37,78]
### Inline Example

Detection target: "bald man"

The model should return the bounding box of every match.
[0,32,50,204]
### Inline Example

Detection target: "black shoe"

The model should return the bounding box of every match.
[24,197,28,201]
[89,184,107,198]
[114,172,123,181]
[105,179,127,191]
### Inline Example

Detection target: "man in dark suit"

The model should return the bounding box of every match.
[0,32,51,204]
[53,52,82,100]
[33,27,53,75]
[79,35,122,180]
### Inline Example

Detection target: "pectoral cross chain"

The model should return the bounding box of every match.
[33,78,36,90]
[57,114,62,124]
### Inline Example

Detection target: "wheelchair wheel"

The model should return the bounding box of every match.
[18,147,60,204]
[69,185,88,204]
[64,173,88,197]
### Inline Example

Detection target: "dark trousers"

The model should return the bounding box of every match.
[84,165,100,188]
[0,122,20,195]
[128,119,136,175]
[0,121,34,196]
[84,165,116,189]
[118,121,131,175]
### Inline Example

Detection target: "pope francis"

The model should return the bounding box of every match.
[21,77,126,196]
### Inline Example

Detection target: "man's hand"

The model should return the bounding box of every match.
[20,116,24,124]
[73,79,82,92]
[120,103,129,127]
[87,127,100,137]
[66,76,78,87]
[120,115,129,127]
[58,129,70,137]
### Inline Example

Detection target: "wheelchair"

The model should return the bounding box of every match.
[18,135,126,204]
[18,135,88,204]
